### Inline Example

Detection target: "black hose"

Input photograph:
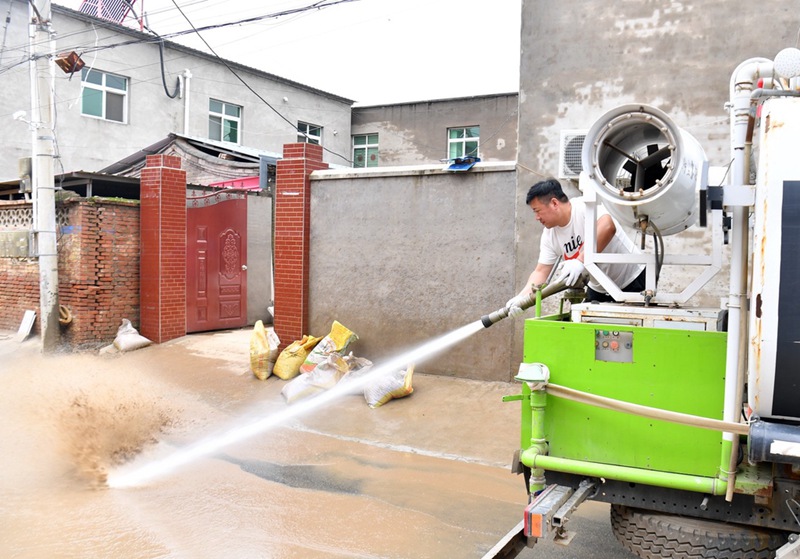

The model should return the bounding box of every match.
[157,39,181,99]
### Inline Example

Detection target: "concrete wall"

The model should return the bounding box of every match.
[0,3,353,181]
[309,163,518,381]
[352,93,518,166]
[246,193,274,325]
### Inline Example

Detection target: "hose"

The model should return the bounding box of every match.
[546,383,748,435]
[480,276,583,328]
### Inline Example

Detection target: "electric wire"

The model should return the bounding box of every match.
[0,2,356,160]
[167,0,353,164]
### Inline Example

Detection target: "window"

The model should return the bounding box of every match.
[297,122,322,145]
[81,68,128,123]
[448,126,480,159]
[209,99,242,143]
[352,134,379,168]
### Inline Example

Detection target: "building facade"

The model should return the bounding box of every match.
[0,3,354,181]
[351,93,518,167]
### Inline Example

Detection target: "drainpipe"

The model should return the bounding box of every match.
[723,57,773,501]
[181,69,192,136]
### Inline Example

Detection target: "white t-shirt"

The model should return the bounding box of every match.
[538,197,644,294]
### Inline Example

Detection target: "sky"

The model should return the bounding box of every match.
[57,0,522,105]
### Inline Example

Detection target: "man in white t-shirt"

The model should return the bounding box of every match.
[507,178,645,315]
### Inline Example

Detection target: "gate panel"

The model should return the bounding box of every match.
[187,191,247,333]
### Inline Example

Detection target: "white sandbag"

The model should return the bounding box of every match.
[112,319,152,352]
[364,365,414,408]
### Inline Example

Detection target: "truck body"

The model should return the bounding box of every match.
[494,49,800,559]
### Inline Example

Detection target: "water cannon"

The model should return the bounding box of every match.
[481,274,587,328]
[581,104,708,237]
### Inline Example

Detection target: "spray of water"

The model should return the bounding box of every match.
[107,319,486,489]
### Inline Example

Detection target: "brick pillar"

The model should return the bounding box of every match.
[274,143,328,348]
[139,154,187,343]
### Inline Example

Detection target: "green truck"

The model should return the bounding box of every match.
[485,49,800,559]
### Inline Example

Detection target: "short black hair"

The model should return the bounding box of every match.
[525,178,568,205]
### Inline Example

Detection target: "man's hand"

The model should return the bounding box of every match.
[505,294,528,318]
[556,260,585,287]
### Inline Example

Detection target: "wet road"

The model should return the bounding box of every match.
[0,329,638,558]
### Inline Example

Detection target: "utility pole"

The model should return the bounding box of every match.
[29,0,60,352]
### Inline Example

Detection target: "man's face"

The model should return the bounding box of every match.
[529,196,560,228]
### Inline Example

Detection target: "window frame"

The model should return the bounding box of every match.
[209,99,243,144]
[447,125,480,159]
[352,133,379,168]
[80,68,128,124]
[297,121,322,145]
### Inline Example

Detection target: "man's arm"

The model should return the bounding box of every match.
[518,262,554,297]
[595,214,617,254]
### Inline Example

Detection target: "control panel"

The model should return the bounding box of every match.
[595,329,634,363]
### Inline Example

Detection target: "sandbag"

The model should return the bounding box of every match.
[365,365,415,408]
[112,319,152,352]
[282,353,350,404]
[299,321,358,375]
[282,353,374,404]
[250,320,280,380]
[336,353,374,395]
[273,335,322,380]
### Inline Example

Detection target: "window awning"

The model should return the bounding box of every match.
[446,156,481,171]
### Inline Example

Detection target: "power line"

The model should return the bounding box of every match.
[168,0,354,164]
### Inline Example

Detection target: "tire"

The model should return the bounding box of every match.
[610,504,787,559]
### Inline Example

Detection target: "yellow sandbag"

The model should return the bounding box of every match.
[299,321,358,374]
[250,320,280,380]
[365,365,414,408]
[273,335,322,380]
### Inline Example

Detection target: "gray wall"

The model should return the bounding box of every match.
[352,93,518,166]
[0,4,353,181]
[309,163,518,381]
[247,193,273,326]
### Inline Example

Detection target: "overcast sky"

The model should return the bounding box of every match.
[57,0,522,105]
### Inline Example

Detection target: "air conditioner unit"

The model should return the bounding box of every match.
[558,129,588,179]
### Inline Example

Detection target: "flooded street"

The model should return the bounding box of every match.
[0,329,634,559]
[0,329,529,558]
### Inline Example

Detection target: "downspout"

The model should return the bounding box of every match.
[181,68,192,136]
[723,57,772,502]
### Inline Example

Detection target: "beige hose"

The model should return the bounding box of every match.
[547,383,749,436]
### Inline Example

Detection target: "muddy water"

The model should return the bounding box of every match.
[0,330,532,558]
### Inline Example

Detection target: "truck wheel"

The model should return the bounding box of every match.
[610,504,787,559]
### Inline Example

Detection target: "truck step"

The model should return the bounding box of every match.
[524,480,596,540]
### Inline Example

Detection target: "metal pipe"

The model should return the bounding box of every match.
[722,57,773,501]
[481,278,579,328]
[520,451,726,496]
[528,385,548,493]
[751,88,800,99]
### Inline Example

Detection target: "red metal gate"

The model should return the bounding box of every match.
[186,190,247,333]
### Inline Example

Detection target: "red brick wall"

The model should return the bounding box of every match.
[139,154,187,343]
[59,199,140,346]
[0,198,140,347]
[0,255,39,334]
[273,143,328,348]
